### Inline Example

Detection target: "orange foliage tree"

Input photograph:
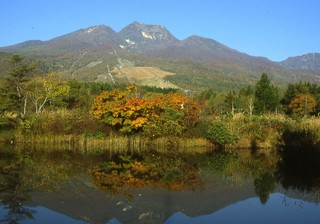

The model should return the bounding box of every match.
[91,84,200,135]
[288,93,317,116]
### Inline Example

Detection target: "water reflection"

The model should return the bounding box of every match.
[278,129,320,191]
[0,149,35,223]
[0,147,105,223]
[0,143,320,223]
[90,153,201,198]
[165,193,320,224]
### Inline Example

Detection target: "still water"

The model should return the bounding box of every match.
[1,145,320,224]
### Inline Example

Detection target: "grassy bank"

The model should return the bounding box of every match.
[2,109,320,153]
[202,113,320,150]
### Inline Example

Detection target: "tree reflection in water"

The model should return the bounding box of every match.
[0,150,35,223]
[90,153,201,199]
[1,134,320,223]
[277,128,320,192]
[90,149,281,205]
[254,172,276,204]
[0,148,88,223]
[203,149,279,204]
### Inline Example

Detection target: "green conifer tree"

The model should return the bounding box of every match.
[254,73,279,114]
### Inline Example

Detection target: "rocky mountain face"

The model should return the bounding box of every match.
[118,22,179,51]
[280,53,320,73]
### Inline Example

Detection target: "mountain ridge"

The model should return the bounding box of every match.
[0,22,319,90]
[1,22,318,63]
[279,53,320,72]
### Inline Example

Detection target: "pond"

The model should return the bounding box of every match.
[1,144,320,224]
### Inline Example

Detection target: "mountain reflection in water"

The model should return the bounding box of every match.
[165,193,320,224]
[1,144,320,223]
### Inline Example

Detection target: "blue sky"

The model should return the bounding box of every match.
[1,0,319,61]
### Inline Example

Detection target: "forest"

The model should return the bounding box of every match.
[1,55,320,150]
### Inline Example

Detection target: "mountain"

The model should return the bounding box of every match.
[1,25,123,55]
[118,21,179,52]
[0,40,45,52]
[280,53,320,73]
[0,22,319,90]
[152,35,275,67]
[47,25,123,51]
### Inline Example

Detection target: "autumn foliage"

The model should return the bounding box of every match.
[91,154,200,196]
[91,84,199,135]
[289,93,317,116]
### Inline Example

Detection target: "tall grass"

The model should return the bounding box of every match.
[9,108,320,153]
[8,108,213,153]
[12,131,211,154]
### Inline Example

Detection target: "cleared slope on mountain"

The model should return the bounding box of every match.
[111,66,178,88]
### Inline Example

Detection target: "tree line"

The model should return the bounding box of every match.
[1,55,320,136]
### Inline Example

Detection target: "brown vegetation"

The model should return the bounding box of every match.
[112,66,178,88]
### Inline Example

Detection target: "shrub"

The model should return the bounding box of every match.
[206,121,239,149]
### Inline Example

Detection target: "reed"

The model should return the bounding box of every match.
[11,112,320,153]
[11,132,212,154]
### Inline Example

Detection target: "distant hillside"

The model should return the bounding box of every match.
[1,22,320,90]
[0,52,13,77]
[280,53,320,73]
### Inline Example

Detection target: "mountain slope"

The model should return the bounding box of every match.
[280,53,320,72]
[151,35,273,65]
[0,40,45,53]
[0,22,319,90]
[1,25,123,55]
[48,25,123,51]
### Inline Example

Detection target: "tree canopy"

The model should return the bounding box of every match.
[26,73,70,113]
[91,84,199,136]
[254,73,279,114]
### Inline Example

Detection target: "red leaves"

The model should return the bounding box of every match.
[90,85,200,134]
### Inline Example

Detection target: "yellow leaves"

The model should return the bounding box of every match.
[25,72,70,113]
[131,161,148,173]
[111,118,123,126]
[132,117,148,128]
[126,83,136,92]
[112,111,120,117]
[3,111,19,119]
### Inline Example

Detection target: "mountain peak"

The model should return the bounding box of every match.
[129,21,165,30]
[118,22,179,51]
[83,25,110,34]
[22,25,124,53]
